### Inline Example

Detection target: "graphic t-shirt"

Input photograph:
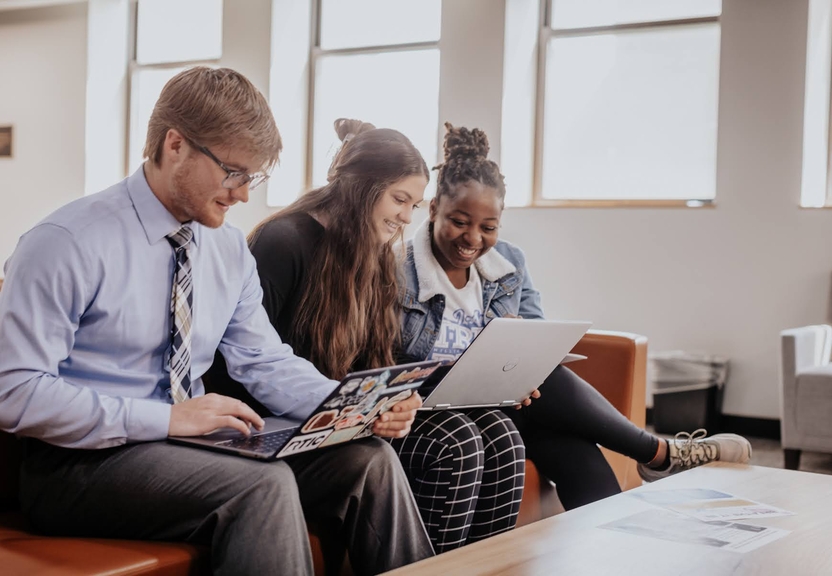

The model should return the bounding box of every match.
[428,266,485,362]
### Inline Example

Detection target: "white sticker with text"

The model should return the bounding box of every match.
[275,430,332,458]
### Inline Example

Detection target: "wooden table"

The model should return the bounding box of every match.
[385,463,832,575]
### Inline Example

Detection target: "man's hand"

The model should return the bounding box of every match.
[515,388,541,409]
[168,393,265,437]
[373,392,422,439]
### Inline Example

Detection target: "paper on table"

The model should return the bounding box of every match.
[561,353,587,364]
[600,508,790,553]
[630,488,733,506]
[666,497,794,522]
[630,488,795,522]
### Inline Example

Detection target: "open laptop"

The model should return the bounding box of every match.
[418,318,592,410]
[169,360,445,461]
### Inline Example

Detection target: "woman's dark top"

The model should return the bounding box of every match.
[203,212,325,414]
[249,212,325,358]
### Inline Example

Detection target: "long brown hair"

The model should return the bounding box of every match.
[249,119,429,379]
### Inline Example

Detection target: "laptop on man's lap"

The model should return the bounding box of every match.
[169,361,444,460]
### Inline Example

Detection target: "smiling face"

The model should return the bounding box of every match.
[156,130,261,228]
[371,174,428,244]
[429,181,503,272]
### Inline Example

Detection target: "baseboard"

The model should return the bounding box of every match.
[718,414,781,440]
[646,408,781,440]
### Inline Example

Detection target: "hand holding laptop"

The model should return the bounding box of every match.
[515,388,542,410]
[372,392,423,438]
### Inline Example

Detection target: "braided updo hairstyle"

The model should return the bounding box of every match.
[434,122,506,207]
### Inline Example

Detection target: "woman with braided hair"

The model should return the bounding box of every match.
[207,118,526,554]
[397,122,753,509]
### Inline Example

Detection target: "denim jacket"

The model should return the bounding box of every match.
[398,220,545,363]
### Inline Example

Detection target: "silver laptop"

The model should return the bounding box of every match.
[169,360,445,460]
[418,318,592,410]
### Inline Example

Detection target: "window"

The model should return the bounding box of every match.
[536,0,722,205]
[319,0,441,50]
[136,0,222,65]
[801,0,832,207]
[128,0,223,173]
[304,0,441,194]
[311,50,441,188]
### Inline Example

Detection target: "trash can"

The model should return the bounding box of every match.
[649,351,728,434]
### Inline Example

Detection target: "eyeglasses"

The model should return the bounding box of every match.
[191,141,269,191]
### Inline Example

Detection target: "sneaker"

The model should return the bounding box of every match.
[637,428,752,482]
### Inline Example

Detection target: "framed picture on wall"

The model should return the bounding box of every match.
[0,126,11,157]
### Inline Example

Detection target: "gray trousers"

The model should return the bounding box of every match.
[19,437,434,576]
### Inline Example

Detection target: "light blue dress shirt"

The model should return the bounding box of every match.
[0,167,337,449]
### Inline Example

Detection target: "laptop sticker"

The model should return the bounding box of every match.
[275,429,332,457]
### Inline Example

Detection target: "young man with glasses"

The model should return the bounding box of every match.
[0,67,433,576]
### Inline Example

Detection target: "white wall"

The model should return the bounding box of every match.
[400,0,826,420]
[219,0,277,234]
[438,0,505,161]
[501,0,825,419]
[0,3,87,269]
[0,0,276,252]
[2,0,827,420]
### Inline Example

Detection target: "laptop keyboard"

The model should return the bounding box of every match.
[216,427,298,453]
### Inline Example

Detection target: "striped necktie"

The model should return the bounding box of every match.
[166,225,193,404]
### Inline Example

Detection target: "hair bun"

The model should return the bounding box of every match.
[334,118,376,143]
[442,122,489,162]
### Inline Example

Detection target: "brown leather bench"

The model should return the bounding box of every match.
[0,330,646,575]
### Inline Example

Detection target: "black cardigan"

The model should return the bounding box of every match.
[204,212,325,415]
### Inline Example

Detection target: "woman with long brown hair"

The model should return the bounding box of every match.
[208,119,526,553]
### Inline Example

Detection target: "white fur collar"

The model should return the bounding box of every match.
[411,219,516,302]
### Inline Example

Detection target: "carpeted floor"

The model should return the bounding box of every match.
[743,434,832,474]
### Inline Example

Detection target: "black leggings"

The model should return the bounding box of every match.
[505,365,659,510]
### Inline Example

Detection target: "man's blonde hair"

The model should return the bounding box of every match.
[143,67,282,171]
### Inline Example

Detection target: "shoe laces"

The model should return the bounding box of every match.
[672,428,716,468]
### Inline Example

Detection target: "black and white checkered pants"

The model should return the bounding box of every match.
[389,409,525,553]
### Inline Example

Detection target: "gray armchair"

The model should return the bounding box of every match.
[779,325,832,469]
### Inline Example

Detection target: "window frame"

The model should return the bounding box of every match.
[800,0,832,209]
[531,0,721,208]
[304,0,441,190]
[126,1,221,175]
